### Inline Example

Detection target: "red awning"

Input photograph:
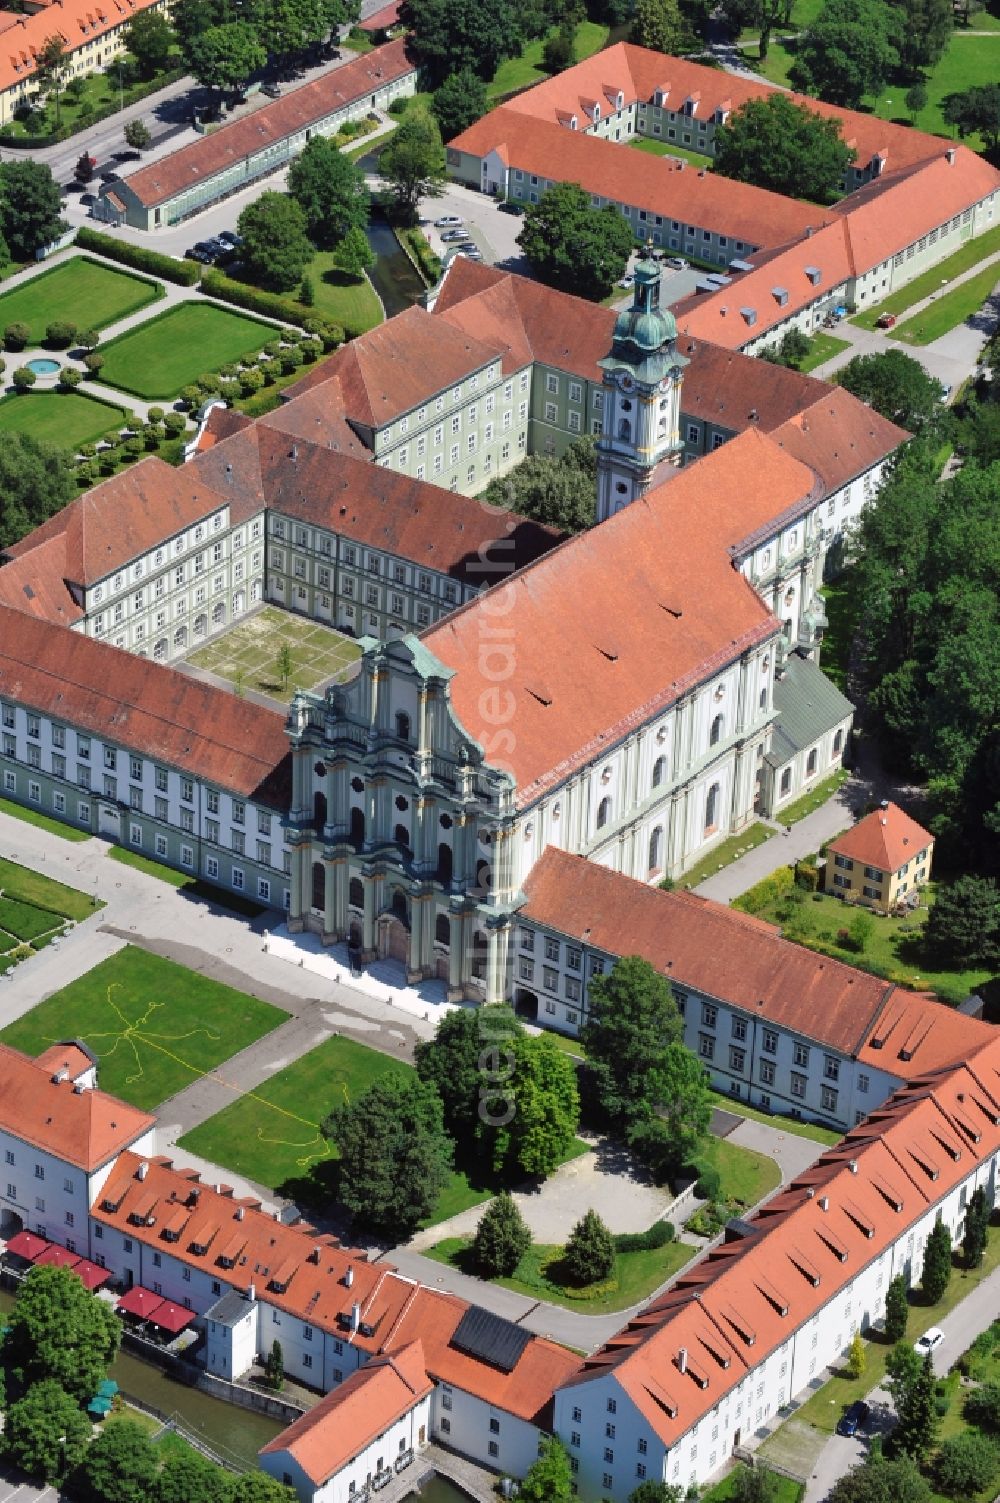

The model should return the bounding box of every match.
[72,1258,111,1291]
[34,1245,82,1271]
[117,1285,162,1319]
[5,1230,50,1261]
[149,1299,195,1333]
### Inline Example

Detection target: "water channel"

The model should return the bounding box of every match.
[364,211,428,318]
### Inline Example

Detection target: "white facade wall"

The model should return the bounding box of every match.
[0,1129,153,1251]
[431,1383,542,1477]
[263,1394,432,1503]
[205,1301,258,1379]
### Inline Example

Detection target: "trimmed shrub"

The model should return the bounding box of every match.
[201,266,345,341]
[4,322,30,352]
[694,1166,721,1202]
[122,435,143,458]
[76,328,100,351]
[58,368,83,390]
[11,366,36,391]
[219,379,241,402]
[239,366,265,396]
[178,385,202,410]
[794,860,820,891]
[146,406,164,423]
[734,865,795,917]
[75,226,200,286]
[162,411,187,436]
[45,320,77,349]
[614,1221,674,1254]
[83,352,105,374]
[279,346,304,375]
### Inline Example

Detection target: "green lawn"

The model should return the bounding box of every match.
[0,257,162,344]
[186,605,362,705]
[702,1470,803,1503]
[798,331,850,373]
[852,223,1000,329]
[487,19,609,100]
[677,822,774,889]
[630,136,714,166]
[0,855,93,972]
[733,879,992,1005]
[0,793,91,841]
[819,576,860,693]
[426,1231,696,1314]
[0,855,100,920]
[707,1088,842,1146]
[698,1133,782,1207]
[892,260,1000,344]
[108,847,194,887]
[302,250,383,335]
[0,392,130,448]
[0,946,286,1111]
[98,303,278,399]
[777,768,850,825]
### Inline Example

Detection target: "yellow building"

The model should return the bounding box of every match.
[826,800,934,913]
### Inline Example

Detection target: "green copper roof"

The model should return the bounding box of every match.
[766,652,854,767]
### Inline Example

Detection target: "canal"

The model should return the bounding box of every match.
[365,211,428,318]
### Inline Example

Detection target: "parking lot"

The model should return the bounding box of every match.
[0,1472,61,1503]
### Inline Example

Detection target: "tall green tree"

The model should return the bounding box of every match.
[431,69,489,141]
[935,1430,999,1495]
[827,1453,931,1503]
[626,1041,712,1179]
[3,1381,90,1481]
[518,182,634,300]
[888,0,952,75]
[481,434,597,532]
[486,1032,580,1179]
[288,135,369,248]
[237,191,313,292]
[338,225,375,278]
[170,0,231,50]
[81,1420,159,1503]
[124,119,153,151]
[7,1264,120,1401]
[405,0,524,84]
[0,430,76,550]
[893,1350,939,1462]
[838,349,942,430]
[380,108,447,219]
[921,1219,953,1303]
[964,1380,1000,1432]
[563,1208,616,1285]
[519,1438,574,1503]
[124,8,175,76]
[732,1467,785,1503]
[943,83,1000,150]
[322,1072,453,1237]
[789,0,898,106]
[34,35,69,124]
[0,160,66,260]
[714,94,855,201]
[155,1449,228,1503]
[416,1005,524,1138]
[228,1476,300,1503]
[717,0,790,58]
[632,0,685,52]
[884,1273,909,1342]
[473,1189,532,1275]
[925,877,1000,967]
[963,1185,991,1269]
[188,21,267,91]
[582,955,683,1127]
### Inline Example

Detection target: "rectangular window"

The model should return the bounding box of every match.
[824,1055,840,1082]
[821,1085,838,1112]
[791,1072,806,1099]
[762,1028,778,1054]
[698,1033,715,1060]
[793,1043,810,1068]
[729,1045,745,1072]
[732,1016,747,1041]
[701,1003,717,1028]
[759,1059,775,1085]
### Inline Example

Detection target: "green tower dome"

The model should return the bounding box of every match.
[599,252,687,385]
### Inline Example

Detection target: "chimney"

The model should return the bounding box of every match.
[236,1205,245,1221]
[945,147,956,165]
[351,1300,361,1332]
[345,1265,354,1288]
[678,1347,688,1374]
[137,1161,149,1181]
[849,1159,858,1174]
[51,1067,69,1084]
[73,1081,85,1094]
[247,1282,256,1301]
[818,1195,829,1211]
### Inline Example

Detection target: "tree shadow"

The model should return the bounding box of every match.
[275,1157,341,1211]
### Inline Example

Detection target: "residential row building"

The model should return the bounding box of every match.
[0,0,167,129]
[447,45,1000,348]
[96,38,416,229]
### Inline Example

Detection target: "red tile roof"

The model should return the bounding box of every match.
[0,606,292,805]
[421,477,779,804]
[769,388,910,494]
[0,1044,153,1172]
[260,1342,433,1484]
[856,990,993,1080]
[827,802,933,874]
[450,107,824,250]
[358,0,403,29]
[0,0,161,98]
[36,1042,96,1082]
[114,39,415,210]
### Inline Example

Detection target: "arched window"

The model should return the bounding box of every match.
[194,614,207,638]
[759,689,767,710]
[705,782,719,832]
[652,756,666,788]
[806,748,818,777]
[618,418,631,442]
[314,791,327,830]
[311,861,325,910]
[174,625,187,649]
[597,796,612,830]
[710,714,723,746]
[394,823,410,850]
[437,843,453,884]
[780,768,792,796]
[833,729,843,755]
[349,806,365,847]
[153,639,167,661]
[349,877,364,908]
[395,711,411,742]
[435,913,450,946]
[648,826,663,872]
[212,602,225,625]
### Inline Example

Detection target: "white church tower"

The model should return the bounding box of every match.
[596,252,688,522]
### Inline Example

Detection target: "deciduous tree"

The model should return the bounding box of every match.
[519,1438,574,1503]
[337,225,375,278]
[626,1041,712,1179]
[714,94,855,201]
[7,1262,120,1402]
[416,1006,524,1138]
[81,1419,159,1503]
[124,119,152,151]
[563,1208,616,1285]
[481,433,596,531]
[965,1380,1000,1432]
[188,21,266,91]
[155,1448,228,1503]
[935,1431,998,1496]
[486,1032,580,1179]
[3,1381,90,1481]
[35,35,69,123]
[943,83,1000,150]
[405,0,524,84]
[431,69,489,140]
[124,8,175,77]
[888,0,952,76]
[582,955,683,1128]
[322,1072,453,1237]
[838,349,942,429]
[629,1485,684,1503]
[0,160,66,260]
[472,1190,531,1275]
[926,877,1000,968]
[237,191,313,291]
[846,1331,867,1379]
[379,108,446,219]
[518,181,634,300]
[632,0,685,53]
[904,81,928,120]
[827,1453,931,1503]
[789,0,898,106]
[288,135,369,248]
[227,1475,300,1503]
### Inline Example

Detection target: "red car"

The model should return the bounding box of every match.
[876,312,897,328]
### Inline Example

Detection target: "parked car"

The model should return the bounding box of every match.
[435,215,464,227]
[664,255,689,270]
[80,193,98,207]
[185,244,215,264]
[217,230,243,248]
[498,200,525,215]
[261,82,282,98]
[876,312,897,328]
[460,248,483,261]
[441,229,468,243]
[915,1327,945,1356]
[617,273,634,288]
[836,1400,870,1437]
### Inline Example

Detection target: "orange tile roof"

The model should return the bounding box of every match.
[769,388,910,494]
[856,990,993,1079]
[0,0,159,98]
[115,39,415,209]
[560,1036,1000,1447]
[449,107,824,251]
[36,1042,97,1081]
[421,476,779,804]
[0,533,84,627]
[389,1287,580,1422]
[827,802,933,874]
[520,848,900,1054]
[260,1343,433,1484]
[0,1043,153,1171]
[0,606,292,805]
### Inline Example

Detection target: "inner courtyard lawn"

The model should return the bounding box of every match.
[0,856,97,975]
[97,303,278,399]
[0,856,99,921]
[187,605,362,704]
[0,946,287,1110]
[487,19,609,100]
[0,392,130,448]
[0,257,162,344]
[892,260,1000,344]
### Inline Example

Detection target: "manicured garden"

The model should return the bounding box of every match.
[853,223,1000,330]
[630,137,714,166]
[299,249,383,333]
[0,855,100,974]
[0,257,162,344]
[97,303,279,399]
[0,391,130,448]
[733,869,993,1005]
[893,260,1000,345]
[186,605,362,704]
[0,946,287,1109]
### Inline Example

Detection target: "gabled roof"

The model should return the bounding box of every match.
[769,388,909,493]
[827,801,933,873]
[111,39,415,209]
[767,651,854,765]
[0,0,159,96]
[857,990,993,1079]
[0,606,291,805]
[260,1342,433,1484]
[0,1043,153,1172]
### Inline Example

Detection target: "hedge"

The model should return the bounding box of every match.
[75,227,201,287]
[733,864,796,917]
[613,1221,674,1254]
[396,225,441,287]
[201,268,343,343]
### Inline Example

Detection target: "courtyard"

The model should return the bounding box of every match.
[97,302,279,400]
[0,945,287,1110]
[0,391,129,448]
[0,256,162,344]
[186,605,362,703]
